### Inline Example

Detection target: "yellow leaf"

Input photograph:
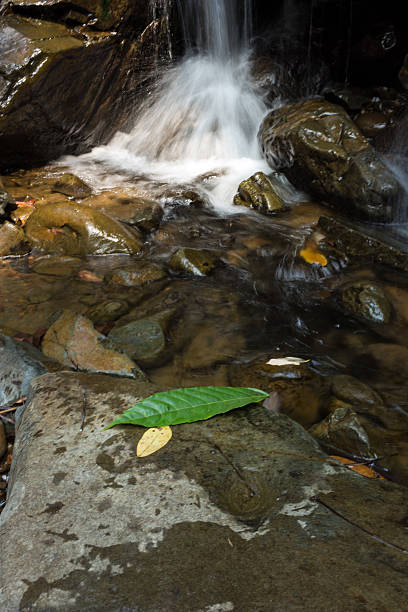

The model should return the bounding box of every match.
[300,246,327,266]
[136,426,172,457]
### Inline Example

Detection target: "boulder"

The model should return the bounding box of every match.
[24,202,143,255]
[170,247,219,276]
[41,310,146,378]
[259,98,402,219]
[0,4,163,171]
[1,371,408,610]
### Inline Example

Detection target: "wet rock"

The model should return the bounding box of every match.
[259,98,402,219]
[161,188,206,209]
[0,421,6,459]
[399,54,408,89]
[331,375,382,408]
[0,333,48,405]
[81,189,163,232]
[0,187,15,219]
[108,319,166,367]
[2,371,408,611]
[0,8,155,171]
[354,111,389,139]
[340,281,392,324]
[41,310,145,378]
[6,0,147,32]
[29,255,83,276]
[310,407,374,459]
[105,261,165,286]
[52,173,92,198]
[24,202,143,255]
[233,171,285,215]
[85,300,129,325]
[170,247,218,276]
[318,215,408,273]
[0,221,27,256]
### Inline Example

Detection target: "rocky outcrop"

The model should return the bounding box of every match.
[259,98,403,220]
[1,371,408,610]
[0,1,170,171]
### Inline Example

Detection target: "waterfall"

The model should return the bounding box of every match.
[65,0,270,212]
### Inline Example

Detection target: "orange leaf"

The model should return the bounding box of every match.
[300,246,327,266]
[16,200,36,208]
[331,456,385,480]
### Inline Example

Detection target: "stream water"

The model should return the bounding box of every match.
[1,0,408,494]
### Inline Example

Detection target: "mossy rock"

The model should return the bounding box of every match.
[24,202,143,255]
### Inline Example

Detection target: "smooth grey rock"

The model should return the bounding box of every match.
[0,372,407,611]
[0,333,47,405]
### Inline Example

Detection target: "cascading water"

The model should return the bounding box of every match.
[64,0,273,212]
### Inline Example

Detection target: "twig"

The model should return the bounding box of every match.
[0,414,15,425]
[313,496,408,555]
[0,407,17,416]
[80,389,87,432]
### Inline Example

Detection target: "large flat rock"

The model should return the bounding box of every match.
[1,372,407,611]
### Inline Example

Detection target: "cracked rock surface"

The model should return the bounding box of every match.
[0,371,407,611]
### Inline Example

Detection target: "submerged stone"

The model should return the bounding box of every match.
[108,319,166,367]
[105,261,166,286]
[170,247,218,276]
[41,310,145,378]
[29,255,83,276]
[85,300,129,325]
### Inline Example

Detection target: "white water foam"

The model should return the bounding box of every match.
[61,0,273,213]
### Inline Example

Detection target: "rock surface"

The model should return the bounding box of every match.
[105,262,165,286]
[259,98,402,219]
[41,310,145,378]
[1,371,408,610]
[0,333,48,405]
[0,4,161,170]
[170,247,219,276]
[233,172,285,214]
[340,281,392,324]
[24,202,143,255]
[0,221,27,256]
[318,215,408,273]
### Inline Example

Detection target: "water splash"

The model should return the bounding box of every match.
[62,0,271,213]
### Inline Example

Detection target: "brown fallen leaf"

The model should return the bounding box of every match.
[77,270,103,283]
[331,456,385,480]
[137,426,172,457]
[15,200,36,208]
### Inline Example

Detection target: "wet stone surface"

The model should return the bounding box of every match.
[1,372,408,611]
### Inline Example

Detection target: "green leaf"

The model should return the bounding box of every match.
[104,386,269,429]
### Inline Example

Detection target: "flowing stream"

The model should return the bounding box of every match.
[63,0,274,212]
